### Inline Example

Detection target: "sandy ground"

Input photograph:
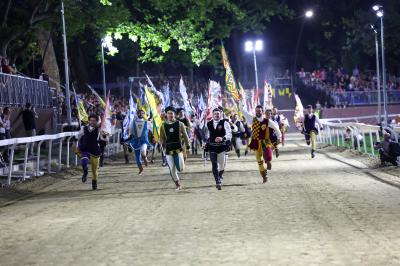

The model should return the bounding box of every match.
[1,134,400,266]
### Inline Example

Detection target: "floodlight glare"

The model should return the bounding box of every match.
[102,35,113,48]
[376,10,384,17]
[372,5,380,11]
[245,41,253,52]
[305,10,314,18]
[255,40,263,51]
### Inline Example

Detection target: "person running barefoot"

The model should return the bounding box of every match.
[159,106,190,191]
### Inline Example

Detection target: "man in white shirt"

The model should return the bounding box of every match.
[205,108,232,190]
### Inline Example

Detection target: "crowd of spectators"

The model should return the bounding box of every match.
[297,66,400,108]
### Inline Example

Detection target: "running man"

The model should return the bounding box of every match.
[242,105,282,183]
[205,108,232,190]
[302,105,323,158]
[77,115,102,190]
[159,106,190,191]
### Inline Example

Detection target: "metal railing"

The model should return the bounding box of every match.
[317,120,400,157]
[330,91,400,106]
[0,73,51,107]
[0,129,122,185]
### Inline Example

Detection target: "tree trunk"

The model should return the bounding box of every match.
[70,39,89,92]
[36,27,60,91]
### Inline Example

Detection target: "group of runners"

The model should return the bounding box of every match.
[76,103,322,191]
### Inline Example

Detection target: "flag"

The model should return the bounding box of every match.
[72,85,88,124]
[101,92,114,135]
[77,99,88,124]
[263,81,273,110]
[122,91,137,140]
[207,80,222,120]
[145,74,165,107]
[87,84,106,108]
[144,87,163,142]
[162,83,170,106]
[179,77,193,113]
[221,45,240,102]
[294,93,305,130]
[238,81,247,112]
[198,93,206,114]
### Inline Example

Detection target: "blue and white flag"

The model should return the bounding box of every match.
[179,76,193,114]
[162,83,170,107]
[122,91,137,140]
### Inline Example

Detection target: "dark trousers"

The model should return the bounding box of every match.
[209,152,226,184]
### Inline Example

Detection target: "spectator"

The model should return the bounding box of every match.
[22,103,38,137]
[1,57,16,74]
[374,132,400,166]
[1,107,12,139]
[344,127,364,150]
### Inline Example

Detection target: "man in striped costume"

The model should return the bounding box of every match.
[243,105,281,183]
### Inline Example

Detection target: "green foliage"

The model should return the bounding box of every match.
[101,0,292,66]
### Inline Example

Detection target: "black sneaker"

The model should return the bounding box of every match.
[244,150,248,156]
[92,180,97,190]
[311,149,315,158]
[81,169,88,183]
[216,183,222,190]
[275,149,280,158]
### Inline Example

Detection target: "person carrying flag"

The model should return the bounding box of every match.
[159,106,190,191]
[76,115,103,190]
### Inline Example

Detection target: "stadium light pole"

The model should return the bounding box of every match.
[372,5,388,127]
[61,1,72,125]
[370,24,382,124]
[245,40,263,91]
[292,10,314,90]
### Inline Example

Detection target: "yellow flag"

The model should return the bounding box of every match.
[221,45,240,102]
[144,87,162,141]
[77,101,88,124]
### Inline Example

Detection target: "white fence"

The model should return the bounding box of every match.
[318,119,400,156]
[0,129,121,186]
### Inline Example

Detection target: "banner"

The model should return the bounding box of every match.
[294,93,305,130]
[87,84,106,108]
[221,45,240,102]
[144,87,163,142]
[207,80,222,120]
[263,81,273,110]
[162,83,170,107]
[238,81,247,113]
[146,74,165,107]
[101,92,114,135]
[179,77,193,113]
[122,91,137,140]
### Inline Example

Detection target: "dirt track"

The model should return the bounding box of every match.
[1,134,400,266]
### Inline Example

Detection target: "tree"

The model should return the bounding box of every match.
[101,0,292,67]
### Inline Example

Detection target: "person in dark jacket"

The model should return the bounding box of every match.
[22,103,38,137]
[77,115,102,190]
